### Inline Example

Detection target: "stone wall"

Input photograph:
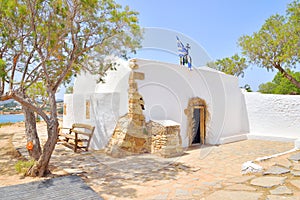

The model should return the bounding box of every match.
[147,120,183,158]
[105,115,150,157]
[106,60,184,158]
[105,60,150,157]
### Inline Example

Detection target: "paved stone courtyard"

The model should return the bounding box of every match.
[8,122,300,199]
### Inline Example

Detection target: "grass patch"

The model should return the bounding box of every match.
[0,122,14,128]
[15,160,35,174]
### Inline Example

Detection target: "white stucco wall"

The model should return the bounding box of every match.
[66,59,300,149]
[63,93,120,150]
[133,60,248,146]
[66,58,249,149]
[244,92,300,141]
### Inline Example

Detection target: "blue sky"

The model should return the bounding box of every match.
[116,0,292,91]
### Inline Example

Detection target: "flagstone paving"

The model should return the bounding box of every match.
[289,153,300,161]
[7,122,300,199]
[263,166,290,175]
[270,186,293,195]
[250,176,287,188]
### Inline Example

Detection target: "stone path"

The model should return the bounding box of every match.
[0,175,102,200]
[8,122,300,199]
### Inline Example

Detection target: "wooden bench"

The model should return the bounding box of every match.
[57,123,95,152]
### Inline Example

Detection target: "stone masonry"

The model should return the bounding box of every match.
[105,60,150,157]
[147,120,183,158]
[106,59,184,158]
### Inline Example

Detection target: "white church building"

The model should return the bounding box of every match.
[63,58,300,150]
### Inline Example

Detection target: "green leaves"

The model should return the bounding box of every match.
[259,70,300,94]
[27,82,48,99]
[238,0,300,89]
[0,0,142,92]
[0,59,6,79]
[211,54,247,77]
[239,1,299,70]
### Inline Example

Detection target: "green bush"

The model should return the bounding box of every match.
[15,160,35,174]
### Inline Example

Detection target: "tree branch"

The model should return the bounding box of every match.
[11,91,50,124]
[275,63,300,88]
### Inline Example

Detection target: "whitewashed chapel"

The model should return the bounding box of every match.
[63,58,300,153]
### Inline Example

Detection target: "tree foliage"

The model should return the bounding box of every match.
[208,54,247,77]
[65,85,73,94]
[259,70,300,94]
[239,0,300,88]
[243,84,253,92]
[0,0,142,176]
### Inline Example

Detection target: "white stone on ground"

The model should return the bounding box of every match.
[241,161,263,174]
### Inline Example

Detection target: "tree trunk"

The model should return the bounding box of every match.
[28,90,58,177]
[23,107,42,161]
[276,64,300,89]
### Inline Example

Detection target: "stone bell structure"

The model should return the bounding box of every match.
[105,60,151,157]
[105,59,184,158]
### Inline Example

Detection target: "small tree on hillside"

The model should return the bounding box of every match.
[0,0,141,177]
[239,0,300,88]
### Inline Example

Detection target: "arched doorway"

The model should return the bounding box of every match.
[185,98,208,145]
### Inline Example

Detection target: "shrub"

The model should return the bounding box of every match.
[15,160,35,175]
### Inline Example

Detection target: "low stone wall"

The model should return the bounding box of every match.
[147,120,183,158]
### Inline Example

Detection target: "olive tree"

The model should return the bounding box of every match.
[239,0,300,88]
[0,0,141,177]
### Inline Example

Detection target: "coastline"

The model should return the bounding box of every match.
[0,113,63,124]
[0,112,23,115]
[0,114,25,124]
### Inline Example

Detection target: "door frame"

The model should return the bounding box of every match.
[193,106,205,144]
[185,97,208,146]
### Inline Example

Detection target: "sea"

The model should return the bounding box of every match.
[0,114,25,123]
